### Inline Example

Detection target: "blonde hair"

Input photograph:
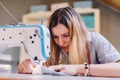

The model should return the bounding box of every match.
[47,7,89,66]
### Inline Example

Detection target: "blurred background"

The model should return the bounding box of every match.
[0,0,120,73]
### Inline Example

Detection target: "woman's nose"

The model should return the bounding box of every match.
[58,37,64,46]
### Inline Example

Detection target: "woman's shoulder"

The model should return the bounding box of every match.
[88,32,101,37]
[87,32,109,44]
[88,32,102,41]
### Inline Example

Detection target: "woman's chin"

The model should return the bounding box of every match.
[64,50,69,53]
[62,47,69,53]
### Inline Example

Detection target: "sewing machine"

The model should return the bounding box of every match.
[0,24,50,73]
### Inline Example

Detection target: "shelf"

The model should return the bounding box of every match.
[22,8,100,33]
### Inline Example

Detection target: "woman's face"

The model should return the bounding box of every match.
[51,23,71,53]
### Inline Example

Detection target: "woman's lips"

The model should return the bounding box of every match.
[62,46,69,51]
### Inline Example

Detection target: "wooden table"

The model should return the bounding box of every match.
[0,73,120,80]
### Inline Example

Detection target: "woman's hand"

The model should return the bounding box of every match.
[17,59,37,74]
[48,64,84,76]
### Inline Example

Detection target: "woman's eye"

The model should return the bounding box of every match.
[64,34,69,37]
[52,36,58,39]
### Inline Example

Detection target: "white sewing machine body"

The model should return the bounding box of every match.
[0,24,50,63]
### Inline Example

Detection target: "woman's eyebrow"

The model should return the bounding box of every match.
[52,32,69,36]
[62,32,69,35]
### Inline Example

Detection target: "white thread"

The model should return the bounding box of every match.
[0,1,19,23]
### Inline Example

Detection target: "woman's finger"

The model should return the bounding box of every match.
[49,65,65,71]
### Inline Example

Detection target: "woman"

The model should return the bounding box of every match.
[18,7,120,77]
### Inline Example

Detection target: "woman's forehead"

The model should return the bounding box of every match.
[52,23,69,35]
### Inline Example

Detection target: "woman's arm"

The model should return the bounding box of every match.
[18,59,120,77]
[49,62,120,77]
[90,62,120,77]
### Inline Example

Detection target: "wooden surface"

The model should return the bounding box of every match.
[0,73,120,80]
